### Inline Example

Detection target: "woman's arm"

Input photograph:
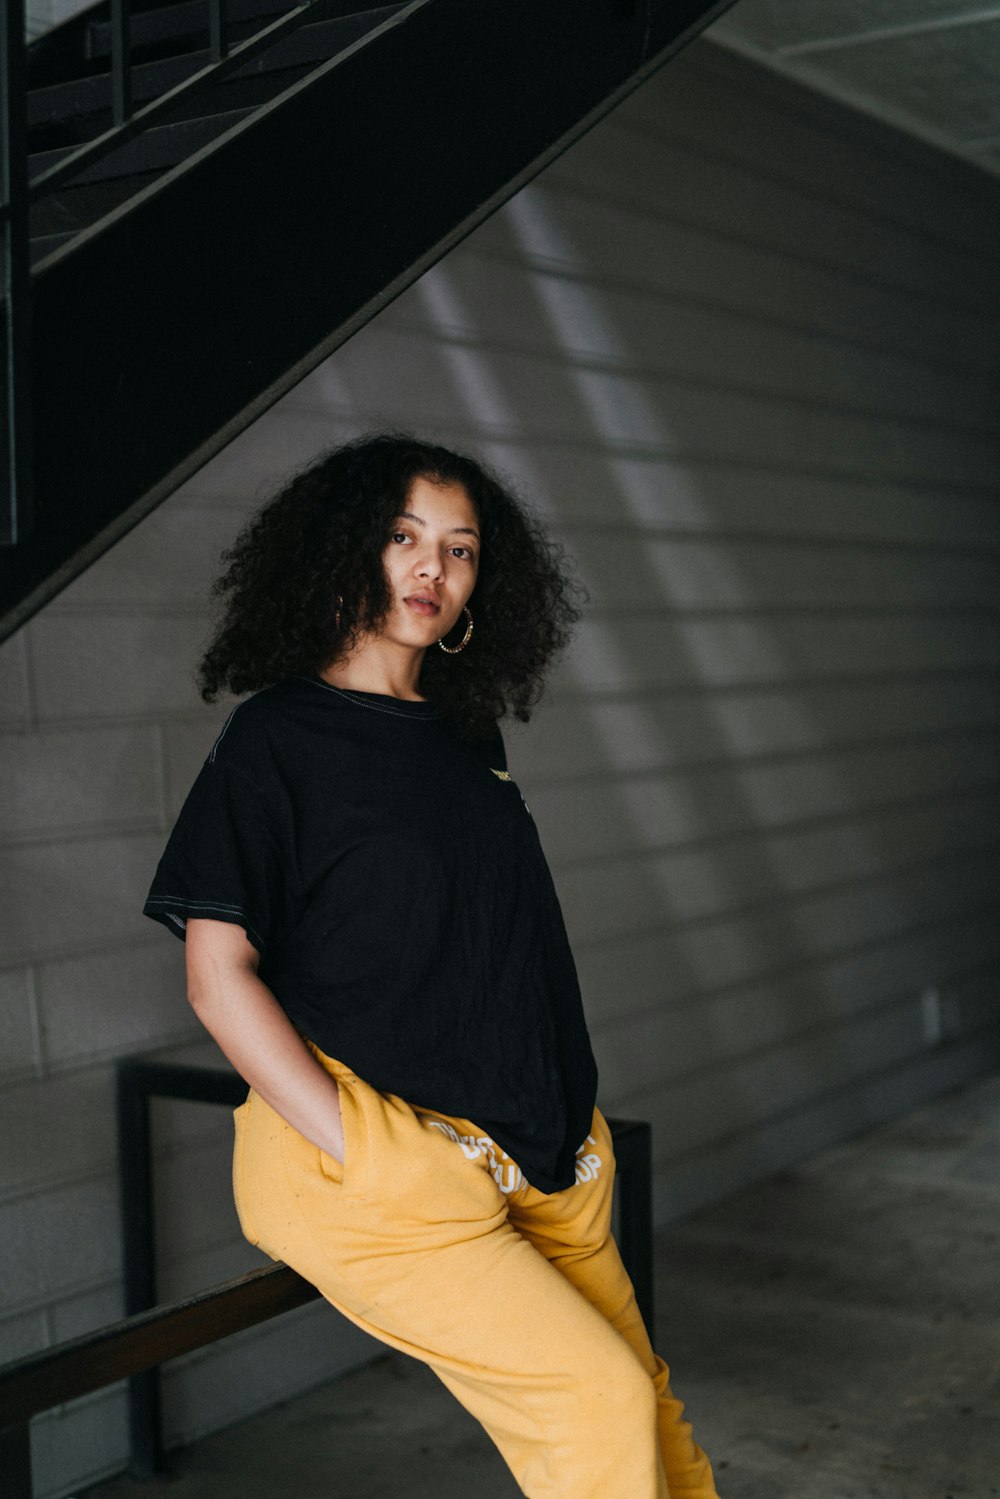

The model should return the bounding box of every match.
[185,918,345,1162]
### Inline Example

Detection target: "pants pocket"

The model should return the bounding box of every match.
[316,1069,364,1192]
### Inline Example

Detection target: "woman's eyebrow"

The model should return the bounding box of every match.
[398,510,480,540]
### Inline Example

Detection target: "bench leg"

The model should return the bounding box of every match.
[117,1064,164,1477]
[1,1421,33,1499]
[612,1120,656,1335]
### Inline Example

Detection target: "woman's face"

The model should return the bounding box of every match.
[379,475,480,650]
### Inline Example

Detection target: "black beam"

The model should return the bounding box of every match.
[0,1263,319,1427]
[116,1058,247,1473]
[116,1061,161,1476]
[119,1056,249,1107]
[0,1421,33,1499]
[208,0,230,61]
[110,0,133,123]
[1,0,34,546]
[0,0,734,634]
[613,1118,655,1333]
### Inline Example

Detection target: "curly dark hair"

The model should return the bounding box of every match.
[198,433,583,740]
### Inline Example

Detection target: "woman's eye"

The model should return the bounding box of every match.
[452,546,476,561]
[390,531,410,544]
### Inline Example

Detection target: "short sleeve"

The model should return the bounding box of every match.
[143,752,288,955]
[490,728,508,773]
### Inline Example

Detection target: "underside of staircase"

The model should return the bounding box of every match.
[1,0,733,640]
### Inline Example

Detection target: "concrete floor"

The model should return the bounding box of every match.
[89,1073,1000,1499]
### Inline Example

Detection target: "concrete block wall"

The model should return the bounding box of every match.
[1,36,999,1498]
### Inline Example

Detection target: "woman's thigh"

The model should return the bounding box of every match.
[505,1108,654,1359]
[237,1079,625,1364]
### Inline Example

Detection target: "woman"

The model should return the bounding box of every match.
[144,433,720,1498]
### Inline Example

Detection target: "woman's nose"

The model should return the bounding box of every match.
[415,547,445,581]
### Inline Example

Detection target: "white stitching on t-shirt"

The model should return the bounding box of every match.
[148,896,245,913]
[209,702,245,762]
[297,676,440,720]
[145,896,265,948]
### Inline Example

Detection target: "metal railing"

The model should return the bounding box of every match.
[31,0,324,197]
[0,1055,653,1498]
[0,0,330,547]
[0,1260,320,1499]
[1,0,32,544]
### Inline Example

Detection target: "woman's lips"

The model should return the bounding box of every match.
[404,596,441,617]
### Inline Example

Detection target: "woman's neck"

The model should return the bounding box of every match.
[318,639,427,702]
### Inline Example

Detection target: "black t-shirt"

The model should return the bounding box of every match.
[143,675,598,1192]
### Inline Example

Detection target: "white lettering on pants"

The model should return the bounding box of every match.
[427,1122,604,1193]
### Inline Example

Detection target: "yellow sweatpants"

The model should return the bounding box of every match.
[233,1047,720,1499]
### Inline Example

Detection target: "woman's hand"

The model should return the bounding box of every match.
[185,918,345,1163]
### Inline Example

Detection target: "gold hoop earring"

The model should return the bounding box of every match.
[438,606,473,654]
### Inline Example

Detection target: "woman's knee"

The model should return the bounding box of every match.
[544,1351,662,1496]
[570,1339,658,1441]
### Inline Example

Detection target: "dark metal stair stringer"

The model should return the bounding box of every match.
[1,0,735,639]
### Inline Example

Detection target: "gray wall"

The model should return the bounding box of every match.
[2,38,999,1499]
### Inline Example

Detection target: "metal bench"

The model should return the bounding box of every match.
[0,1055,654,1498]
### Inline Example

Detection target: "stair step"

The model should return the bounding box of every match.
[27,0,185,91]
[84,0,291,64]
[25,0,381,89]
[30,107,254,187]
[82,0,381,64]
[31,169,162,239]
[30,229,77,264]
[28,5,402,148]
